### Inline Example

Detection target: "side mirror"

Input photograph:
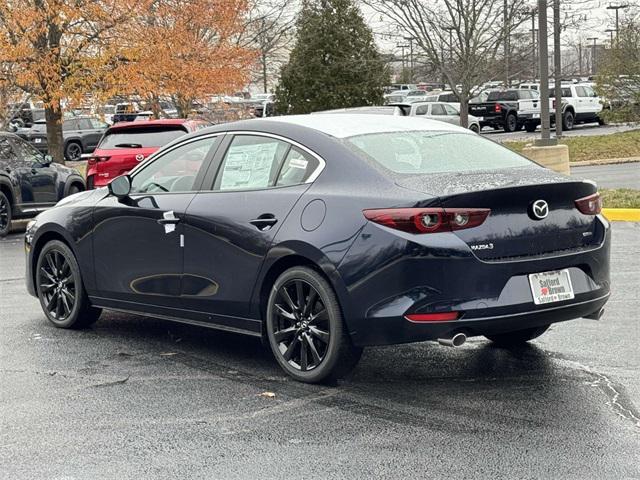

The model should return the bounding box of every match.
[42,154,53,166]
[108,175,131,199]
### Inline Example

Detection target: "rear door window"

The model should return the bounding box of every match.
[414,105,429,115]
[215,135,289,191]
[431,104,446,115]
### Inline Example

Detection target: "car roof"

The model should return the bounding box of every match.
[265,114,468,138]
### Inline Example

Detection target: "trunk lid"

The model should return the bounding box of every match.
[93,147,159,182]
[396,167,603,260]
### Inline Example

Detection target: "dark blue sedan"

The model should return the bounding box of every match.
[25,115,610,383]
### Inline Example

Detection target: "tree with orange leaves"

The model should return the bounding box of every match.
[0,0,138,163]
[116,0,255,118]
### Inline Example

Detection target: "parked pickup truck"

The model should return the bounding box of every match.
[468,89,542,133]
[550,84,604,130]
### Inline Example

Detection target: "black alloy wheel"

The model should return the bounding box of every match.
[271,278,330,372]
[38,249,76,322]
[65,142,82,161]
[0,191,11,237]
[36,240,101,328]
[504,113,517,133]
[266,267,362,383]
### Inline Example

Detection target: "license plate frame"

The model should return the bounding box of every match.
[34,138,42,143]
[528,269,574,305]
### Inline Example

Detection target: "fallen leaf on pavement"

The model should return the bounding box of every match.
[259,391,276,398]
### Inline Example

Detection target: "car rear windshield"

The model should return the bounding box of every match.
[345,131,532,174]
[98,127,187,149]
[487,91,519,101]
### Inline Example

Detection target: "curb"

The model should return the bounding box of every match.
[571,157,640,167]
[602,208,640,222]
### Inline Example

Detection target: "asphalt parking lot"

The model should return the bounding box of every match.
[572,162,640,190]
[1,223,639,479]
[484,122,639,142]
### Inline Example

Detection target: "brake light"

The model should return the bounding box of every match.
[494,103,502,113]
[363,208,490,234]
[405,312,459,322]
[575,192,602,215]
[87,156,110,166]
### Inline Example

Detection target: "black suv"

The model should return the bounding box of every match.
[15,116,108,161]
[0,132,85,237]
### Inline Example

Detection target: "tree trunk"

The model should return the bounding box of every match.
[459,94,469,128]
[175,95,191,118]
[149,94,161,119]
[262,51,268,94]
[45,101,64,164]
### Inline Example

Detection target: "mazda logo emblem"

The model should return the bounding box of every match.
[135,154,145,162]
[530,199,549,220]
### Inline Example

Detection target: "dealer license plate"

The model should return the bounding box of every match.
[531,113,540,119]
[34,138,42,143]
[528,269,574,305]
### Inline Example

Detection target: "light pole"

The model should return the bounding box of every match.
[606,4,629,46]
[553,0,562,138]
[530,8,538,79]
[605,28,616,46]
[587,37,598,74]
[536,0,553,145]
[403,36,415,81]
[396,43,408,74]
[504,0,510,87]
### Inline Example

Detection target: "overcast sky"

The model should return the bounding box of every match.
[359,0,639,53]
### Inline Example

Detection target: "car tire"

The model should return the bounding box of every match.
[67,184,82,196]
[504,113,517,133]
[0,190,11,238]
[485,325,550,346]
[266,266,362,383]
[469,123,480,133]
[562,110,575,131]
[597,116,606,126]
[35,240,101,329]
[524,122,537,133]
[64,142,83,161]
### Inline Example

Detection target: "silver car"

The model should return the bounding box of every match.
[392,102,481,133]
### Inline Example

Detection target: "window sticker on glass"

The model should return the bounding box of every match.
[289,157,308,170]
[219,140,280,190]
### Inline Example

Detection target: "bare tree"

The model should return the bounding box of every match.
[363,0,530,126]
[237,0,297,93]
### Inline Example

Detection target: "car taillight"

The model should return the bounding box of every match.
[575,192,602,215]
[87,156,110,166]
[494,103,501,113]
[405,312,459,322]
[362,208,491,234]
[552,99,556,109]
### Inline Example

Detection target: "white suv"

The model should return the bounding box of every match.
[551,84,604,130]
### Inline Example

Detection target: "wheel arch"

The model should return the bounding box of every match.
[252,242,352,326]
[63,175,86,197]
[30,227,78,289]
[0,178,14,205]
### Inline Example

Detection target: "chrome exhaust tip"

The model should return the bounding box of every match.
[438,333,467,347]
[584,308,605,320]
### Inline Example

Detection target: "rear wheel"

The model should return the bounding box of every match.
[485,325,550,346]
[0,191,11,238]
[67,184,82,196]
[504,113,517,133]
[266,266,362,383]
[35,240,101,329]
[524,122,537,133]
[562,110,575,130]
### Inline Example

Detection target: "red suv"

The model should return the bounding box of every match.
[86,119,210,189]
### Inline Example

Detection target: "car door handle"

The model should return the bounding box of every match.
[250,214,278,231]
[157,217,180,225]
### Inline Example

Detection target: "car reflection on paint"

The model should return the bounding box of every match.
[24,114,610,383]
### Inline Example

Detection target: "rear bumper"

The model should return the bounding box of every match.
[351,292,609,346]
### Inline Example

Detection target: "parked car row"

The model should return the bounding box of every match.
[384,82,606,133]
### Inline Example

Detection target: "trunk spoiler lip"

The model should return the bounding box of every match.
[393,167,598,198]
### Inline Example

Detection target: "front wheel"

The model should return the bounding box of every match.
[64,142,83,161]
[485,325,549,346]
[524,122,538,133]
[469,123,480,133]
[35,240,101,329]
[562,110,575,130]
[266,266,362,383]
[0,191,11,238]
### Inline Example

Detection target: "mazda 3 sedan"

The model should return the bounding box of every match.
[25,115,610,383]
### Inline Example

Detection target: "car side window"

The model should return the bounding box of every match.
[583,86,596,97]
[9,138,43,164]
[415,105,429,115]
[575,86,588,97]
[63,120,77,131]
[130,136,218,194]
[443,104,459,115]
[276,147,320,187]
[77,119,92,130]
[89,118,107,129]
[0,138,17,162]
[431,104,446,115]
[215,135,289,191]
